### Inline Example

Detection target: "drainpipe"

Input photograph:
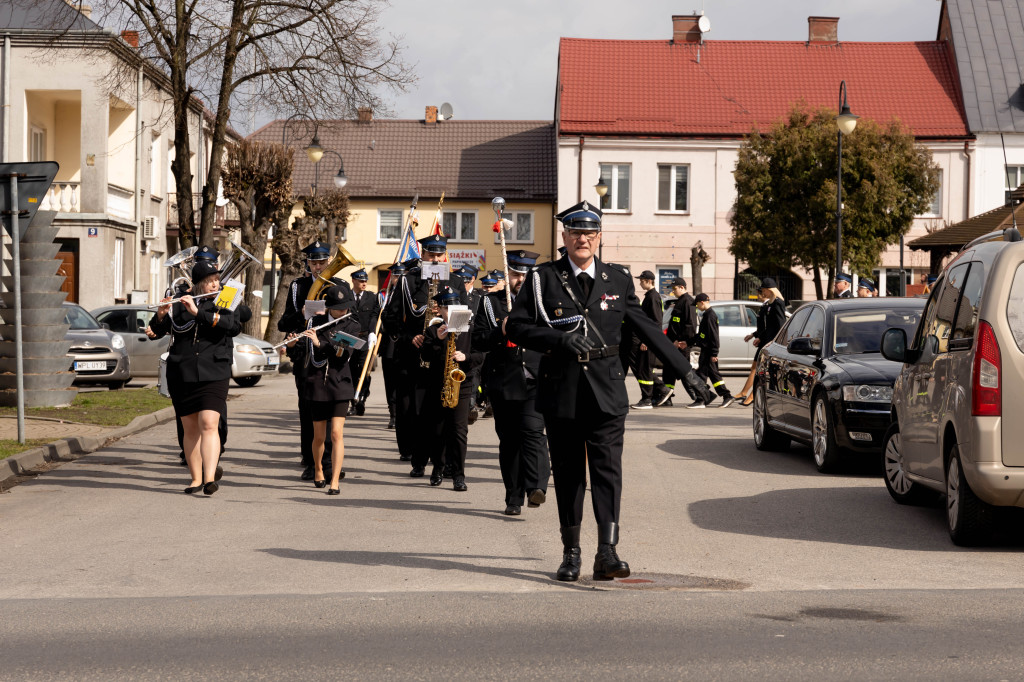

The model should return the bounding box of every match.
[576,136,584,202]
[134,64,143,294]
[963,140,971,220]
[2,35,9,164]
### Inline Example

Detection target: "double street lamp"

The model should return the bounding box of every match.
[835,80,859,290]
[595,175,609,258]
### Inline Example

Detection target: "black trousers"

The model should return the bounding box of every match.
[176,409,227,456]
[543,377,626,528]
[417,391,470,477]
[661,348,710,402]
[381,357,397,412]
[490,383,549,506]
[349,347,371,401]
[697,352,731,398]
[394,369,420,459]
[626,337,664,399]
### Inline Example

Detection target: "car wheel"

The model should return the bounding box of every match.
[946,445,993,546]
[233,376,261,388]
[811,395,842,473]
[881,424,931,505]
[753,381,789,452]
[107,380,127,390]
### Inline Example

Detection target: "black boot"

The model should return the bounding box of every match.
[593,522,630,581]
[556,526,582,582]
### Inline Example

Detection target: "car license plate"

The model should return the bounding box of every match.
[75,361,106,371]
[267,356,279,366]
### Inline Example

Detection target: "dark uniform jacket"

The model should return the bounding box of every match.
[381,269,431,374]
[149,297,241,383]
[837,288,853,299]
[418,321,474,404]
[472,291,542,402]
[507,256,699,419]
[665,292,698,345]
[753,298,787,346]
[352,289,380,337]
[277,274,348,335]
[641,288,663,324]
[299,313,362,403]
[694,307,721,357]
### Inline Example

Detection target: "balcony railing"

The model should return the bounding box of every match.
[41,182,81,213]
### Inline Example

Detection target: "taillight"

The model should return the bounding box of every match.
[972,320,1001,417]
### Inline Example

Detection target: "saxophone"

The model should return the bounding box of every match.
[441,329,466,409]
[418,276,440,369]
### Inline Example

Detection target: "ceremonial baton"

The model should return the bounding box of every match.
[491,197,513,312]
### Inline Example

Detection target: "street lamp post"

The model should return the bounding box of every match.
[595,175,608,259]
[835,80,859,295]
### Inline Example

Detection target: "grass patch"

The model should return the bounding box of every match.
[0,387,172,427]
[0,438,53,460]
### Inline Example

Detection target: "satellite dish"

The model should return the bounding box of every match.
[698,15,711,33]
[439,102,454,121]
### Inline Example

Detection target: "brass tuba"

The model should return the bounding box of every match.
[307,243,357,301]
[163,245,198,293]
[218,240,260,283]
[441,329,466,409]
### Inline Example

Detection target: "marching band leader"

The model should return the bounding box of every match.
[507,201,709,582]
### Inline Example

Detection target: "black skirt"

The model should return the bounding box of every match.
[168,375,230,418]
[310,400,350,422]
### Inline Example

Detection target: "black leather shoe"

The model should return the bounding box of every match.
[301,465,315,480]
[399,453,412,461]
[387,416,396,429]
[327,487,340,495]
[429,467,443,486]
[410,466,425,478]
[184,484,203,494]
[503,504,522,516]
[593,522,630,580]
[442,463,453,479]
[203,481,219,496]
[556,526,582,582]
[355,400,366,416]
[527,489,546,508]
[314,479,327,488]
[453,476,468,492]
[214,466,223,482]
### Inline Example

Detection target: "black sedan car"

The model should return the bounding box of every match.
[752,298,924,472]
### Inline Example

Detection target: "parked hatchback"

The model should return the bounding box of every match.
[662,299,775,370]
[63,302,131,389]
[880,228,1024,545]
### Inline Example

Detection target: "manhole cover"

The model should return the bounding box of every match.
[577,572,749,591]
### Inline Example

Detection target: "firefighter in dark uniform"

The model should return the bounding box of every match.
[453,265,486,423]
[690,293,735,408]
[381,234,450,464]
[277,240,347,480]
[834,272,854,298]
[507,201,710,582]
[472,249,549,516]
[660,277,712,407]
[378,264,403,429]
[625,269,667,409]
[347,268,380,416]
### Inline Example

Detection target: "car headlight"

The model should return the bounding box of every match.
[235,344,263,355]
[842,384,892,403]
[111,334,125,350]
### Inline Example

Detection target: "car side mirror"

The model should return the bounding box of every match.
[881,328,920,364]
[787,337,819,356]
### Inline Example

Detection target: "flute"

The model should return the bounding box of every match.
[270,312,354,350]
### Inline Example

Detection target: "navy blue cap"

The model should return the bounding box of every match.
[555,200,602,231]
[452,265,478,279]
[857,278,876,293]
[191,260,220,283]
[324,285,355,311]
[488,269,505,281]
[389,262,407,276]
[401,257,421,270]
[302,240,330,259]
[351,268,368,281]
[195,245,219,262]
[836,272,853,284]
[508,250,539,273]
[432,285,461,306]
[418,234,448,254]
[480,274,498,286]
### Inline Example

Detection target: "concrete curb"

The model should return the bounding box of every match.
[0,406,177,491]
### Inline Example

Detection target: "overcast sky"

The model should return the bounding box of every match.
[364,0,943,123]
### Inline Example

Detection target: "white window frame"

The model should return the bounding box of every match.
[1006,165,1024,204]
[442,209,478,243]
[150,133,162,199]
[493,210,535,245]
[919,168,942,217]
[377,209,404,242]
[599,163,631,212]
[656,163,690,213]
[113,237,125,299]
[30,126,47,162]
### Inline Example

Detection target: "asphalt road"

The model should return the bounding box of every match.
[2,371,1024,680]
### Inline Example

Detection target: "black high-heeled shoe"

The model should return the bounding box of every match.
[314,479,327,488]
[327,487,340,495]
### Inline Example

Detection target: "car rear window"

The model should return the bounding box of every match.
[833,309,922,355]
[1007,263,1024,352]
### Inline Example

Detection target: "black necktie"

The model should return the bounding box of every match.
[577,272,592,300]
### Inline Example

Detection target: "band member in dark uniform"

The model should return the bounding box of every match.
[418,285,474,490]
[472,249,549,515]
[625,270,667,409]
[661,277,712,407]
[381,234,450,464]
[277,240,347,481]
[453,265,486,423]
[507,201,711,582]
[348,268,380,416]
[379,263,404,430]
[289,285,360,494]
[834,272,854,298]
[150,260,241,495]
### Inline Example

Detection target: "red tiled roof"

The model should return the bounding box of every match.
[250,119,556,201]
[557,39,969,138]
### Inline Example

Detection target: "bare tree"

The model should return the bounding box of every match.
[690,240,710,296]
[221,138,294,337]
[48,0,411,248]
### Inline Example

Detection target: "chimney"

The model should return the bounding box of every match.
[671,15,701,44]
[425,105,438,125]
[357,107,373,124]
[121,30,139,48]
[808,16,839,44]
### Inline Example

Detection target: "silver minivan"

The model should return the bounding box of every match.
[880,227,1024,545]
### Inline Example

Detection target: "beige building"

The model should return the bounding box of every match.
[252,111,557,292]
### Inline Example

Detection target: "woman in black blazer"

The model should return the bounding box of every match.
[735,278,787,406]
[151,260,241,494]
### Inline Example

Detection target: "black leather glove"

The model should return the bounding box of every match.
[561,333,596,356]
